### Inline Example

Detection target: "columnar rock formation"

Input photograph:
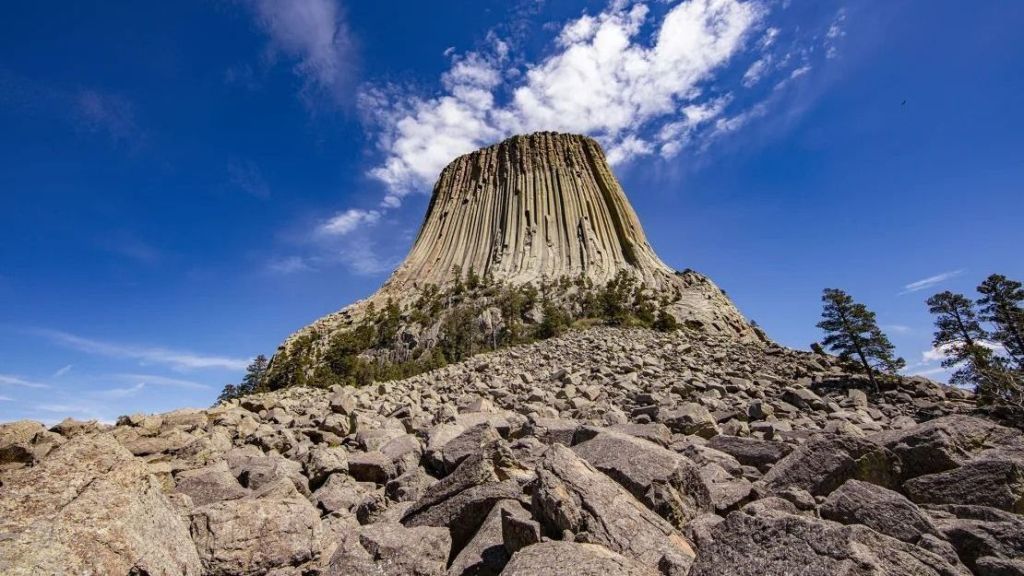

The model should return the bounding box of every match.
[285,132,761,364]
[388,132,672,288]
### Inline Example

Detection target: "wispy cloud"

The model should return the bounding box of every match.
[0,395,13,402]
[113,373,212,390]
[75,89,145,148]
[245,0,355,106]
[267,255,314,275]
[228,158,271,198]
[921,340,1005,363]
[0,374,49,389]
[899,269,964,295]
[34,329,250,371]
[881,324,912,334]
[53,364,73,378]
[98,382,146,399]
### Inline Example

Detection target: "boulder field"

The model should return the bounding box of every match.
[1,327,1022,575]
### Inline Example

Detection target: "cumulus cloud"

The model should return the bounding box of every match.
[363,0,765,206]
[34,329,250,371]
[899,269,964,295]
[246,0,355,104]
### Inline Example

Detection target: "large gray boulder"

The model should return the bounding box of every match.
[904,458,1024,513]
[872,416,1023,478]
[189,488,323,575]
[501,541,658,576]
[325,522,451,576]
[448,499,529,576]
[173,460,249,507]
[571,429,712,525]
[689,509,969,576]
[532,444,695,575]
[759,434,901,496]
[929,506,1024,570]
[0,433,202,575]
[403,441,529,554]
[820,479,940,544]
[707,435,792,470]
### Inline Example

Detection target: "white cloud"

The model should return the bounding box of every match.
[98,382,146,399]
[881,324,912,334]
[0,395,13,402]
[319,208,381,236]
[246,0,354,104]
[920,340,1005,364]
[899,269,964,295]
[0,374,49,389]
[53,364,73,378]
[267,255,314,274]
[113,374,212,391]
[363,0,765,206]
[35,329,250,371]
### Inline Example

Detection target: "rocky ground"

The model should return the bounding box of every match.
[1,327,1022,575]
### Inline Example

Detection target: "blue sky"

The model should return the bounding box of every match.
[1,1,1022,423]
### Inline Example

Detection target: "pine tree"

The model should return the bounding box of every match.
[216,384,238,404]
[977,274,1024,368]
[238,354,269,395]
[926,290,1017,403]
[817,288,905,393]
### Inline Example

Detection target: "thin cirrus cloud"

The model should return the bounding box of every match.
[113,374,213,391]
[899,269,965,295]
[357,0,834,211]
[33,329,250,371]
[244,0,355,105]
[0,374,49,389]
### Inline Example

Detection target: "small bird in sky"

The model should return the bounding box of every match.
[901,99,907,106]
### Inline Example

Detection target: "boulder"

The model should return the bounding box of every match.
[689,509,968,576]
[403,441,529,554]
[872,415,1023,478]
[532,444,696,575]
[313,473,375,515]
[448,499,528,576]
[571,429,712,525]
[0,420,48,466]
[501,541,659,576]
[661,403,719,438]
[304,446,349,489]
[325,522,450,576]
[758,434,901,496]
[706,435,792,470]
[174,460,249,507]
[930,507,1024,570]
[190,492,322,575]
[348,450,398,484]
[820,479,940,544]
[905,458,1024,513]
[0,433,202,575]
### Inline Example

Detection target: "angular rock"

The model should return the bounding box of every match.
[572,429,712,525]
[872,415,1023,478]
[706,435,792,470]
[448,499,528,576]
[348,450,398,484]
[820,479,940,543]
[174,460,249,507]
[532,444,696,575]
[905,458,1024,513]
[190,493,322,575]
[661,402,719,438]
[759,434,901,496]
[501,541,659,576]
[304,445,349,489]
[689,509,968,576]
[0,434,202,575]
[325,522,451,576]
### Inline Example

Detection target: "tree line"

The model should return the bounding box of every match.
[816,273,1023,407]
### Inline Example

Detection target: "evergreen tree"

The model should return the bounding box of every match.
[817,288,905,393]
[926,290,1017,403]
[977,274,1024,367]
[238,354,269,395]
[216,384,238,404]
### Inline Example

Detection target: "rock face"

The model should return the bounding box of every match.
[281,132,760,375]
[1,325,1018,575]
